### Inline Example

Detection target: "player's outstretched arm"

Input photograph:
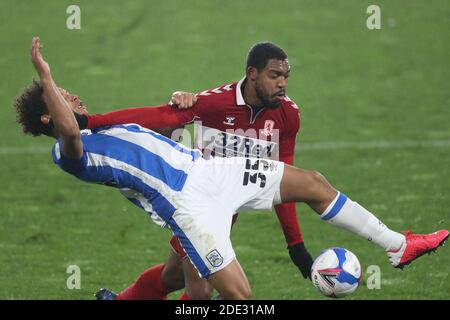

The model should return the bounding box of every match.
[86,93,198,130]
[30,37,82,159]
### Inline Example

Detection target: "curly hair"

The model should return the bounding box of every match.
[246,42,288,71]
[14,80,54,136]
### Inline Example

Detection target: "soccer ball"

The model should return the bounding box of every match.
[310,247,362,298]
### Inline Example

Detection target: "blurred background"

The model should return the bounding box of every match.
[0,0,449,299]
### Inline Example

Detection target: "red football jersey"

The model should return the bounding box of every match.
[87,78,304,246]
[187,78,300,163]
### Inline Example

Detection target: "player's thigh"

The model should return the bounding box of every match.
[280,164,337,205]
[207,258,251,300]
[168,208,235,279]
[182,257,213,300]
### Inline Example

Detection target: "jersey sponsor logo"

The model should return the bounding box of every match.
[195,125,279,160]
[206,249,223,267]
[223,116,235,126]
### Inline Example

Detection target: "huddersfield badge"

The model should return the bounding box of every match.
[206,249,223,267]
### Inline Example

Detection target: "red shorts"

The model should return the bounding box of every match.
[170,213,239,258]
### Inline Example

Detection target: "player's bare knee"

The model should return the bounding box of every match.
[301,170,333,199]
[310,170,327,184]
[302,170,337,211]
[303,170,327,190]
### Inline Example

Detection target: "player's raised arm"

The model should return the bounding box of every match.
[30,37,83,159]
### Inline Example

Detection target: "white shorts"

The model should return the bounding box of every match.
[166,156,284,278]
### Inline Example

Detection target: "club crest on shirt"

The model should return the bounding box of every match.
[206,249,223,267]
[223,116,235,126]
[260,120,275,137]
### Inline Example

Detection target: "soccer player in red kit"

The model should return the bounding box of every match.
[88,42,314,300]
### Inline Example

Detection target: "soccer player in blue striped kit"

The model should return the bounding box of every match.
[15,38,448,299]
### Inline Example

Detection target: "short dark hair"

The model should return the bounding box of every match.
[14,80,54,136]
[246,42,288,71]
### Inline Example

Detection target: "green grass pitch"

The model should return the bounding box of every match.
[0,0,448,299]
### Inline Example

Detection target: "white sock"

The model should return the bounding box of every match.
[320,192,405,251]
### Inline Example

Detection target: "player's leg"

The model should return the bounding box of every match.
[168,156,251,298]
[169,235,214,300]
[167,225,249,300]
[279,166,338,213]
[181,257,214,300]
[280,164,449,268]
[206,258,251,300]
[279,165,404,252]
[178,214,241,300]
[161,249,186,292]
[167,205,248,299]
[115,263,169,300]
[113,249,184,300]
[167,204,242,298]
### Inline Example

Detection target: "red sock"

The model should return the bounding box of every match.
[116,264,168,300]
[178,291,190,300]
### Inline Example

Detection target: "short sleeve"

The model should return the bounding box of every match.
[52,141,88,175]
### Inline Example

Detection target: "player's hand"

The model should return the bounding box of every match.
[30,37,51,78]
[170,91,197,109]
[288,242,314,280]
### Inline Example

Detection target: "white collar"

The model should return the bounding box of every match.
[235,76,247,106]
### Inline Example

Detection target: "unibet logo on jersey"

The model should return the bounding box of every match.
[195,124,279,160]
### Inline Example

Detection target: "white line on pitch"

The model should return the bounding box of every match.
[0,146,49,154]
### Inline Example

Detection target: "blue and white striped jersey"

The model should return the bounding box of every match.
[52,124,202,226]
